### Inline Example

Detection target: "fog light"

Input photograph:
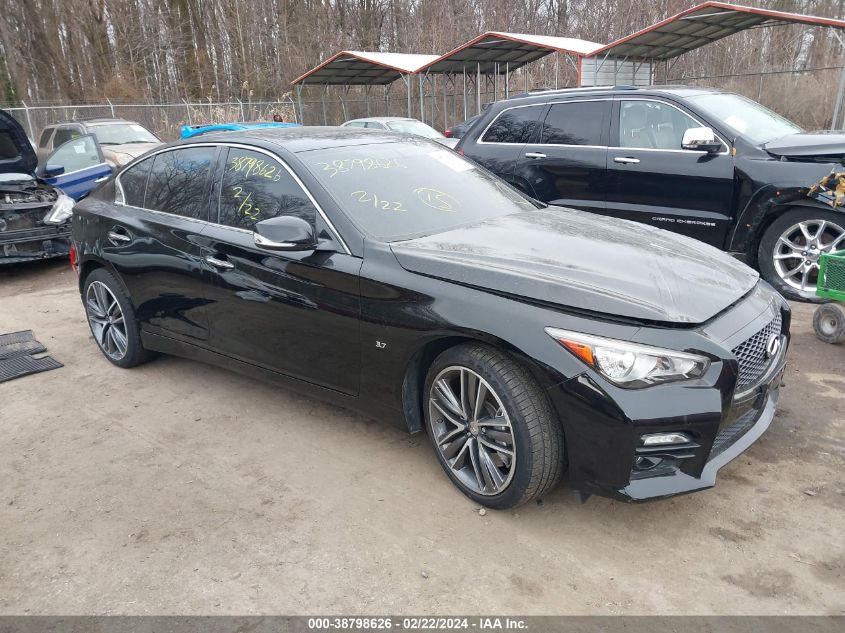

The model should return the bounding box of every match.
[641,432,691,446]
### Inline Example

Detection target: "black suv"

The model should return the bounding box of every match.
[457,85,845,301]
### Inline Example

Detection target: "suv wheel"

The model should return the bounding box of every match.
[758,209,845,302]
[423,343,564,509]
[83,268,151,368]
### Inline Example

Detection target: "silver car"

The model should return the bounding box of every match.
[36,118,162,168]
[341,117,459,148]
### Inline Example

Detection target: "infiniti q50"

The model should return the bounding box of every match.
[71,127,790,508]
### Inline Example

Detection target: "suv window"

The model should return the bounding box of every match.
[38,128,53,149]
[618,100,702,150]
[52,126,81,148]
[218,148,317,231]
[541,101,608,146]
[481,105,543,144]
[145,146,215,220]
[119,156,153,207]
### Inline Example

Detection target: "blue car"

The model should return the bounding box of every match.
[1,109,111,263]
[180,121,300,139]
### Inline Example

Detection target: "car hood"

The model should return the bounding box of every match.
[101,142,162,159]
[0,109,37,175]
[763,131,845,160]
[390,208,759,325]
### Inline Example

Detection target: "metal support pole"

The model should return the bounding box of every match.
[384,84,390,117]
[430,74,435,127]
[419,74,424,123]
[505,62,509,97]
[462,67,467,120]
[339,86,349,122]
[476,62,481,114]
[555,54,559,89]
[294,86,303,124]
[403,74,412,118]
[182,98,192,125]
[832,64,845,129]
[524,66,528,93]
[443,75,448,132]
[20,101,34,140]
[321,85,328,126]
[365,85,371,118]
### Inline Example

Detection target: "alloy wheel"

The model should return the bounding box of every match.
[773,219,845,295]
[86,280,129,361]
[428,366,516,496]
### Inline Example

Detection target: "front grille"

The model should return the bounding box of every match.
[731,313,782,391]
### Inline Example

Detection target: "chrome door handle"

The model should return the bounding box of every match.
[613,157,641,164]
[525,152,547,159]
[106,230,131,245]
[205,255,234,270]
[94,176,109,183]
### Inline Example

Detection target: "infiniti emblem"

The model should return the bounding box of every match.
[765,333,782,359]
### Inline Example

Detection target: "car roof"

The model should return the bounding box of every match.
[497,84,723,106]
[346,117,416,123]
[49,118,140,127]
[166,126,428,154]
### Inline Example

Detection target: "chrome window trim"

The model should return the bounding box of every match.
[114,142,351,255]
[614,97,730,156]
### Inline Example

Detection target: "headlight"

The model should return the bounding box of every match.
[545,328,710,388]
[43,193,75,225]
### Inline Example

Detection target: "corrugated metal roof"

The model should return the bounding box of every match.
[588,1,845,61]
[292,51,439,85]
[419,31,604,74]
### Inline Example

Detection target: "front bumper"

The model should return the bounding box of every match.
[620,356,784,501]
[0,225,71,263]
[546,283,790,502]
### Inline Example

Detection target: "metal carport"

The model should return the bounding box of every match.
[290,51,439,124]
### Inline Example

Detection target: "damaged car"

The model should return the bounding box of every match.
[457,86,845,301]
[71,127,789,508]
[1,109,111,263]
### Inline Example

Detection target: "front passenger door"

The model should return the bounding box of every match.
[200,147,362,395]
[40,134,112,200]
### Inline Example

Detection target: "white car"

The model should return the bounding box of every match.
[341,117,459,148]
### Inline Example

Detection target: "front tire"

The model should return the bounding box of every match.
[758,209,845,302]
[82,268,151,368]
[423,343,564,509]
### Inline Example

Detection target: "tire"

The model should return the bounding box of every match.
[758,208,845,302]
[813,303,845,344]
[82,267,151,368]
[423,343,564,509]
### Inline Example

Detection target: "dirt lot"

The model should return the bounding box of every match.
[0,259,843,615]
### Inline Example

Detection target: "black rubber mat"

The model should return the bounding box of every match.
[0,330,46,360]
[0,353,63,383]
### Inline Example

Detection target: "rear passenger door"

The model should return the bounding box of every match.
[463,104,545,191]
[110,145,219,342]
[516,99,610,212]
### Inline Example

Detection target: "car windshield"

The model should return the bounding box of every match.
[686,92,803,145]
[385,120,443,139]
[302,140,541,241]
[91,123,159,145]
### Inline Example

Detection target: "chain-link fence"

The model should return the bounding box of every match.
[3,98,299,142]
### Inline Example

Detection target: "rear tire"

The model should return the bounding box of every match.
[423,343,564,509]
[82,268,151,368]
[758,209,845,302]
[813,303,845,344]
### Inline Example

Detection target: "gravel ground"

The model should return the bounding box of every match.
[0,259,843,615]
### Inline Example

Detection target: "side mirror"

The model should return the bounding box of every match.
[253,215,316,251]
[682,127,722,153]
[44,163,65,177]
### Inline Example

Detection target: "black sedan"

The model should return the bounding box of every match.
[71,127,790,508]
